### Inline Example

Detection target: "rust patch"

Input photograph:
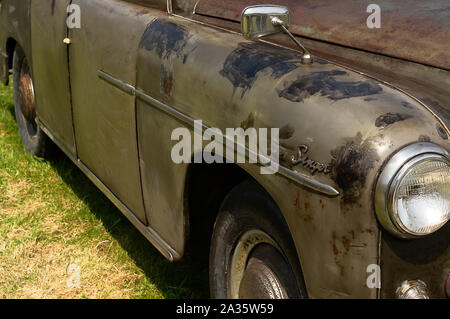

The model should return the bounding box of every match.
[330,232,346,275]
[319,199,325,209]
[304,202,310,211]
[436,123,448,140]
[240,113,255,130]
[279,124,295,140]
[278,70,382,103]
[332,232,353,257]
[348,230,355,240]
[141,19,192,63]
[221,42,303,97]
[341,236,351,252]
[331,232,339,257]
[375,112,412,128]
[303,214,313,223]
[330,132,379,204]
[161,66,174,97]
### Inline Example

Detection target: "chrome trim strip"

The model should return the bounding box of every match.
[136,89,205,130]
[97,70,135,96]
[76,161,180,262]
[136,89,339,197]
[278,166,339,196]
[193,0,201,15]
[374,142,450,238]
[167,0,173,14]
[37,118,181,262]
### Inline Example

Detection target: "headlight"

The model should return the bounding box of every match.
[375,142,450,238]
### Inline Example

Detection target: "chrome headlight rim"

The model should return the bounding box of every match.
[374,142,450,239]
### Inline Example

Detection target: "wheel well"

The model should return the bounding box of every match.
[185,163,307,296]
[6,38,16,69]
[185,163,251,254]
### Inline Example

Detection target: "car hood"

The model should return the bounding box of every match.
[195,0,450,70]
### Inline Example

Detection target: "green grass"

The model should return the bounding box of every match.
[0,78,209,298]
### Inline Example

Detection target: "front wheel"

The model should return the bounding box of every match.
[13,45,48,157]
[209,180,307,299]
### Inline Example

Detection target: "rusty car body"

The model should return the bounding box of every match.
[0,0,449,298]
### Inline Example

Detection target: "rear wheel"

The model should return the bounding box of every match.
[13,45,48,157]
[209,180,307,299]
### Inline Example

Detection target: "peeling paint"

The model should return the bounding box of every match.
[330,132,379,204]
[141,19,191,63]
[278,70,382,103]
[375,112,412,128]
[279,124,295,140]
[221,42,303,96]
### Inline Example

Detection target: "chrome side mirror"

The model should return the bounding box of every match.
[241,5,313,64]
[241,5,290,40]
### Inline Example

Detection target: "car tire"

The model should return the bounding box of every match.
[12,45,48,157]
[209,180,307,299]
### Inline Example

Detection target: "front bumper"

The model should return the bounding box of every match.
[381,222,450,299]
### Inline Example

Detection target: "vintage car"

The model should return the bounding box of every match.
[0,0,449,299]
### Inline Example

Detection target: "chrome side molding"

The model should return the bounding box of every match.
[97,70,339,197]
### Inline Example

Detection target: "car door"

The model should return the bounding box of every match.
[68,0,159,223]
[30,0,76,155]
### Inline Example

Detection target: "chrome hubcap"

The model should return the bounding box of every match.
[229,229,288,299]
[18,59,37,137]
[238,244,287,299]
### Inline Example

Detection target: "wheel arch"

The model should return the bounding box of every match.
[183,161,304,279]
